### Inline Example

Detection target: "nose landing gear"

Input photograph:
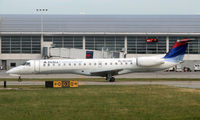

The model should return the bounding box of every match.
[18,76,22,82]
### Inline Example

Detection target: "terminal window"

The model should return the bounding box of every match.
[44,36,82,49]
[85,36,124,51]
[127,36,166,54]
[1,36,41,54]
[169,36,200,54]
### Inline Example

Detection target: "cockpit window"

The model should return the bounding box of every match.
[22,62,31,66]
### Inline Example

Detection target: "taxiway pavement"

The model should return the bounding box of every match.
[1,70,200,78]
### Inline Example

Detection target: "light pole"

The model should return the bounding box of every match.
[36,8,48,57]
[36,9,48,37]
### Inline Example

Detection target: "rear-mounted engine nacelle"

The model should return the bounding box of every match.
[136,57,164,67]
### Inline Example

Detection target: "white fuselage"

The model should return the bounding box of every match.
[7,57,177,77]
[7,38,190,80]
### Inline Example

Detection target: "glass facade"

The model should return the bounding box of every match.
[1,35,200,55]
[127,36,166,54]
[85,36,124,51]
[44,36,82,49]
[169,36,200,54]
[1,36,41,54]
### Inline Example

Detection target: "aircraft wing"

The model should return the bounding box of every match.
[90,69,123,77]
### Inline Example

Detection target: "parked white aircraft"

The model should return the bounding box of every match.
[7,39,190,82]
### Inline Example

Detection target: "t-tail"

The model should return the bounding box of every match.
[164,39,191,63]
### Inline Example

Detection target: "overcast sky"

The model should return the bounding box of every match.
[0,0,200,15]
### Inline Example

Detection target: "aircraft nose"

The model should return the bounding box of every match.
[6,67,21,74]
[6,69,15,74]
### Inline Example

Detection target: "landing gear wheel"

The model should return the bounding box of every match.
[109,77,115,82]
[18,76,22,82]
[106,74,115,82]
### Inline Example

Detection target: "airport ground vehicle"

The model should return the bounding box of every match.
[194,64,200,72]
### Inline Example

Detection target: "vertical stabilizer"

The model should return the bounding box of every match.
[164,39,190,62]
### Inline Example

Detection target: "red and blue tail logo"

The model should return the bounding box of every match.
[164,39,190,62]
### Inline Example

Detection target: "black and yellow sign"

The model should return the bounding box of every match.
[45,81,53,88]
[70,81,78,87]
[62,81,70,88]
[45,81,78,88]
[53,81,62,88]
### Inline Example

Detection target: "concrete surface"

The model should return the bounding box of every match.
[0,70,200,79]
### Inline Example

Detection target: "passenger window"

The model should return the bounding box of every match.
[74,63,76,66]
[89,63,91,65]
[79,63,81,66]
[105,63,107,65]
[43,64,45,66]
[94,63,96,65]
[84,63,86,65]
[69,63,71,66]
[110,63,112,65]
[115,62,118,65]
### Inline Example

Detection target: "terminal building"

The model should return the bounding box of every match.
[0,15,200,70]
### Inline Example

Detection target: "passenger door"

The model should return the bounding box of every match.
[34,60,40,73]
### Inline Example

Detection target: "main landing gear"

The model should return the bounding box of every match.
[106,74,115,82]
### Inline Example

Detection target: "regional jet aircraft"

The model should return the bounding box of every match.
[7,39,191,82]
